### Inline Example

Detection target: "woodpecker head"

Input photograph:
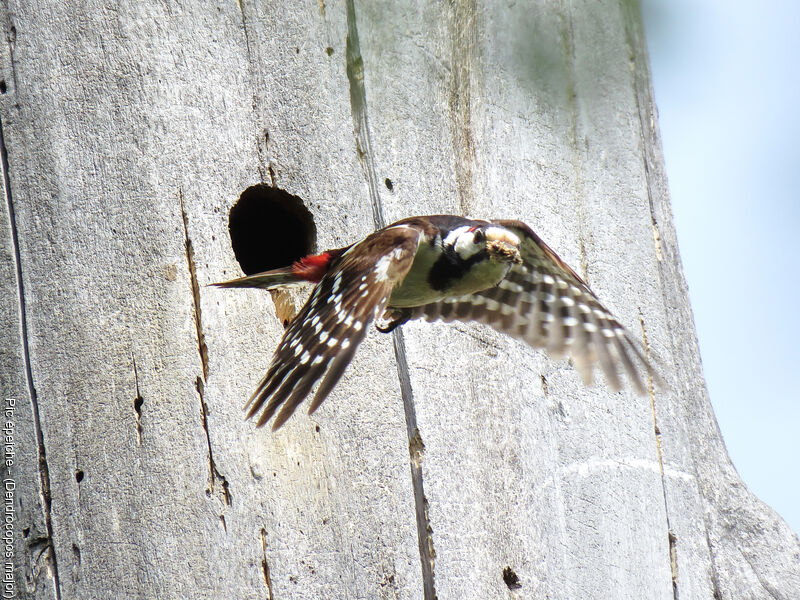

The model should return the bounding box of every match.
[442,224,522,265]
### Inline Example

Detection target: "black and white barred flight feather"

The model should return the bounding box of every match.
[214,215,661,429]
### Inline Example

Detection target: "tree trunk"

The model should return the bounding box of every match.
[3,1,798,598]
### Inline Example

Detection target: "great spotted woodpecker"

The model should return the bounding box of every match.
[215,215,660,429]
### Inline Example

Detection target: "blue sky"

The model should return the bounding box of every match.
[642,0,800,534]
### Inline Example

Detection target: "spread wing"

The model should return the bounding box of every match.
[246,224,421,429]
[405,219,661,394]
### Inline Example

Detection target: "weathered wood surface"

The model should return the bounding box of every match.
[2,1,798,599]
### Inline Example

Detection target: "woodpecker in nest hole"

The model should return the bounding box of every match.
[214,215,660,429]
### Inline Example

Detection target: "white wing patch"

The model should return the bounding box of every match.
[374,247,406,281]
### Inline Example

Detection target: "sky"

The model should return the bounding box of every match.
[641,0,800,534]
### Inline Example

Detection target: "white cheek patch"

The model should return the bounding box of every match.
[455,233,482,258]
[443,225,471,249]
[444,226,483,259]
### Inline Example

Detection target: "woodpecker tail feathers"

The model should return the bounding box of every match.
[211,267,306,290]
[212,249,348,290]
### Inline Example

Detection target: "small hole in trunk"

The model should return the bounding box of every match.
[502,566,521,590]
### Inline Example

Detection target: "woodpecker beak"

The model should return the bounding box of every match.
[487,240,522,264]
[485,228,522,264]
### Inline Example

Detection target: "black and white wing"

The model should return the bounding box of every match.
[246,225,420,429]
[406,219,660,393]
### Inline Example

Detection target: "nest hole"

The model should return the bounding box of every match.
[228,185,316,275]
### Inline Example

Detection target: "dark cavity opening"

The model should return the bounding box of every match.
[75,469,84,483]
[229,185,316,275]
[502,566,521,590]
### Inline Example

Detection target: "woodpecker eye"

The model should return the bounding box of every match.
[473,229,485,244]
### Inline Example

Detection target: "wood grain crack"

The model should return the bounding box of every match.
[180,191,230,508]
[393,330,437,600]
[1,114,62,598]
[344,5,437,597]
[179,190,209,380]
[740,549,782,600]
[640,313,679,600]
[561,8,592,287]
[2,8,18,96]
[196,377,231,507]
[621,2,688,597]
[260,527,275,599]
[345,0,384,231]
[237,2,275,186]
[132,352,143,445]
[448,0,478,216]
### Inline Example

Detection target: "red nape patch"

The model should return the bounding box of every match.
[292,252,333,282]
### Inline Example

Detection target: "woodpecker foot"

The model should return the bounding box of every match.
[376,308,412,333]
